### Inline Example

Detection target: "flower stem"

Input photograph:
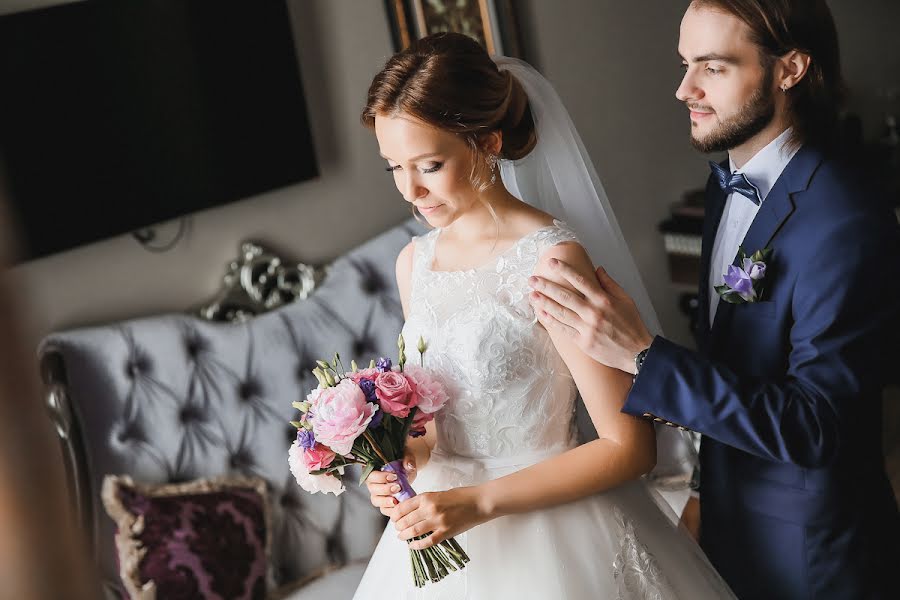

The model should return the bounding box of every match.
[362,430,391,465]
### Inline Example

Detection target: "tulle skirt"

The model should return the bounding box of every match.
[352,447,735,600]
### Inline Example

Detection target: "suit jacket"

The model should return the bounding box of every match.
[624,146,900,599]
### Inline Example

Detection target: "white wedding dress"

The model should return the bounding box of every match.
[352,220,735,600]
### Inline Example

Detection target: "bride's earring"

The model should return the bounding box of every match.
[487,154,499,185]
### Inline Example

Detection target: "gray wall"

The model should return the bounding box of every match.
[8,0,408,344]
[7,0,899,350]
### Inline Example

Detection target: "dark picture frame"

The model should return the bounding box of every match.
[385,0,520,57]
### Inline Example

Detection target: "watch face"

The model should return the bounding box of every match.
[635,349,649,372]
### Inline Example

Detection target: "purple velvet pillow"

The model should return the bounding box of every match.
[102,475,270,600]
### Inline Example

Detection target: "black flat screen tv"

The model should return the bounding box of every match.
[0,0,318,260]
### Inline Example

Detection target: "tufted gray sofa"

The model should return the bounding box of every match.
[38,219,426,599]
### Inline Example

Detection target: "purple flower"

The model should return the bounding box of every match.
[743,257,767,281]
[367,407,383,429]
[296,428,316,450]
[409,428,426,438]
[723,264,757,302]
[358,379,378,403]
[376,357,392,373]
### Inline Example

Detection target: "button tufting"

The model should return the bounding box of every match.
[125,356,151,378]
[230,450,252,469]
[357,261,384,294]
[353,338,374,357]
[180,405,202,424]
[239,379,262,401]
[185,335,208,358]
[116,422,144,444]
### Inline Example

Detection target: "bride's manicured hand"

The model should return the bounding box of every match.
[392,486,490,550]
[365,450,417,517]
[528,259,654,374]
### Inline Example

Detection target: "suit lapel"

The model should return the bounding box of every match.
[708,146,823,347]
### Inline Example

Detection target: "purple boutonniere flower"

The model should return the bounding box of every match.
[715,246,773,304]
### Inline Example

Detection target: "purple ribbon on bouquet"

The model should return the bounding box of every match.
[381,460,416,502]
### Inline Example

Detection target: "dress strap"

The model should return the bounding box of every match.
[408,228,439,302]
[533,220,580,254]
[410,228,439,273]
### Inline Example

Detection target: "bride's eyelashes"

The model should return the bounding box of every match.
[384,162,445,174]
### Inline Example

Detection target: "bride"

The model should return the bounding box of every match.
[352,32,734,599]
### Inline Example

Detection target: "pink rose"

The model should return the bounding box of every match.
[303,443,336,471]
[403,365,448,415]
[346,368,380,384]
[288,442,345,496]
[409,408,434,438]
[375,371,419,418]
[311,379,377,455]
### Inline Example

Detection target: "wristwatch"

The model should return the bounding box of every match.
[633,347,650,380]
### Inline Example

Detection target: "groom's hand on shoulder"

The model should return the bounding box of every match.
[528,258,653,374]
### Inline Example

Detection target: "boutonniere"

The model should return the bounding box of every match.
[715,246,773,304]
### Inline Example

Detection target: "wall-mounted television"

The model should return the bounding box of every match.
[0,0,318,260]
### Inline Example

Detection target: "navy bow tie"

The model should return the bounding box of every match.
[709,161,761,205]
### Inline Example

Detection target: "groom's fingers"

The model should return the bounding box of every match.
[547,258,604,303]
[528,275,588,314]
[529,291,582,330]
[535,308,579,340]
[595,265,626,298]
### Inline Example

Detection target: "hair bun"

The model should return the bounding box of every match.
[498,71,536,160]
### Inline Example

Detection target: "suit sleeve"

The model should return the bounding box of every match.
[623,214,899,468]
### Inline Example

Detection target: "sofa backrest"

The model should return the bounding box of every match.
[38,219,424,591]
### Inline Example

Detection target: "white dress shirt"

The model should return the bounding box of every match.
[708,128,800,324]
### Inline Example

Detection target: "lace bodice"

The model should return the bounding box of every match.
[401,219,581,459]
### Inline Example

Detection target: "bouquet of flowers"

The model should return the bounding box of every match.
[287,334,470,587]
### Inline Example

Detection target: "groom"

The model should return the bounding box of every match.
[528,1,899,598]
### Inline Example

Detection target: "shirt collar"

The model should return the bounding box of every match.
[728,127,800,204]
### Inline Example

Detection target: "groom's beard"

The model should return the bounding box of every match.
[689,72,776,154]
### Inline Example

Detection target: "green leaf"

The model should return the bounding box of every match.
[715,285,746,304]
[749,247,773,264]
[359,462,377,485]
[380,431,397,461]
[289,420,303,429]
[400,407,418,441]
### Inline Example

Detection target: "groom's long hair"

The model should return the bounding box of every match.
[693,0,846,151]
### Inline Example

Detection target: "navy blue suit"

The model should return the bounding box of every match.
[624,146,900,599]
